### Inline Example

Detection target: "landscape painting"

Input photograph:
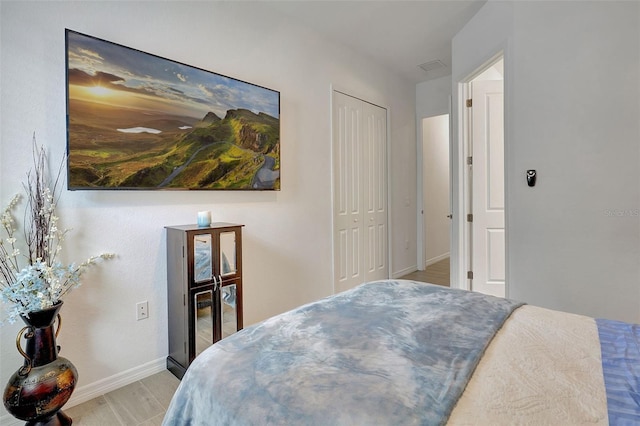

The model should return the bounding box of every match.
[65,30,280,190]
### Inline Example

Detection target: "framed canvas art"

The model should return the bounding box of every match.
[65,30,280,190]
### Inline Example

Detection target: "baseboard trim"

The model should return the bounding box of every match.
[392,265,417,279]
[425,252,450,267]
[66,357,167,408]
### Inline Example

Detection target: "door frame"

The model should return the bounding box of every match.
[453,49,510,295]
[329,85,392,294]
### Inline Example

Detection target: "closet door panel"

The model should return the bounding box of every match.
[363,103,388,282]
[333,92,388,293]
[333,92,364,293]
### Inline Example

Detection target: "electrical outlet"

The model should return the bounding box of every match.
[136,301,148,321]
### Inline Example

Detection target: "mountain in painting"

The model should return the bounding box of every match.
[68,101,280,190]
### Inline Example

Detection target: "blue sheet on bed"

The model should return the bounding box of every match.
[163,280,523,426]
[596,318,640,424]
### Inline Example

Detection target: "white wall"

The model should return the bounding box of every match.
[450,0,640,323]
[422,115,450,264]
[416,75,451,119]
[0,1,416,419]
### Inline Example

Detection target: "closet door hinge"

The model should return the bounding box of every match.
[467,214,473,222]
[467,271,474,280]
[466,99,473,108]
[467,156,472,166]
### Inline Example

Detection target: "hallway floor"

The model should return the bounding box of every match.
[400,257,450,287]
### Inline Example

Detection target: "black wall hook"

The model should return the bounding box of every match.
[526,170,536,187]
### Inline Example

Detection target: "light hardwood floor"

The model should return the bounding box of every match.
[400,257,450,287]
[64,369,180,425]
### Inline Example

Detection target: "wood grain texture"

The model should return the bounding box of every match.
[400,257,450,286]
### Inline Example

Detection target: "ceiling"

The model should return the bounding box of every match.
[265,0,487,85]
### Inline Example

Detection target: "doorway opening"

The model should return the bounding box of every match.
[421,114,451,286]
[463,55,505,297]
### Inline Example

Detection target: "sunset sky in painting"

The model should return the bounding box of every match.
[66,30,280,120]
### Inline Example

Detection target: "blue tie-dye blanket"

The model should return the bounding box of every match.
[163,280,523,426]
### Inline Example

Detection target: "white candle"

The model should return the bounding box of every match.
[197,211,211,227]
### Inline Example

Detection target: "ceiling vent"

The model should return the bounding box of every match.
[418,59,447,74]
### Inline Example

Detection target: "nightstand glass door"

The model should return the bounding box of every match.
[220,284,238,339]
[194,289,214,357]
[219,231,237,276]
[194,234,212,283]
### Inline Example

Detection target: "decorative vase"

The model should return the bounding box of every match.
[3,301,78,426]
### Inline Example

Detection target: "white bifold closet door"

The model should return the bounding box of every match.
[332,91,388,294]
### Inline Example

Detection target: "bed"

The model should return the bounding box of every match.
[162,280,639,425]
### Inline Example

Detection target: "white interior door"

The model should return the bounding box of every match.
[333,91,388,293]
[470,80,505,297]
[333,92,363,293]
[363,102,388,283]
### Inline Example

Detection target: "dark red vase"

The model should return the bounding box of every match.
[3,301,78,426]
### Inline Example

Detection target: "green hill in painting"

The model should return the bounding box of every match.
[68,104,280,190]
